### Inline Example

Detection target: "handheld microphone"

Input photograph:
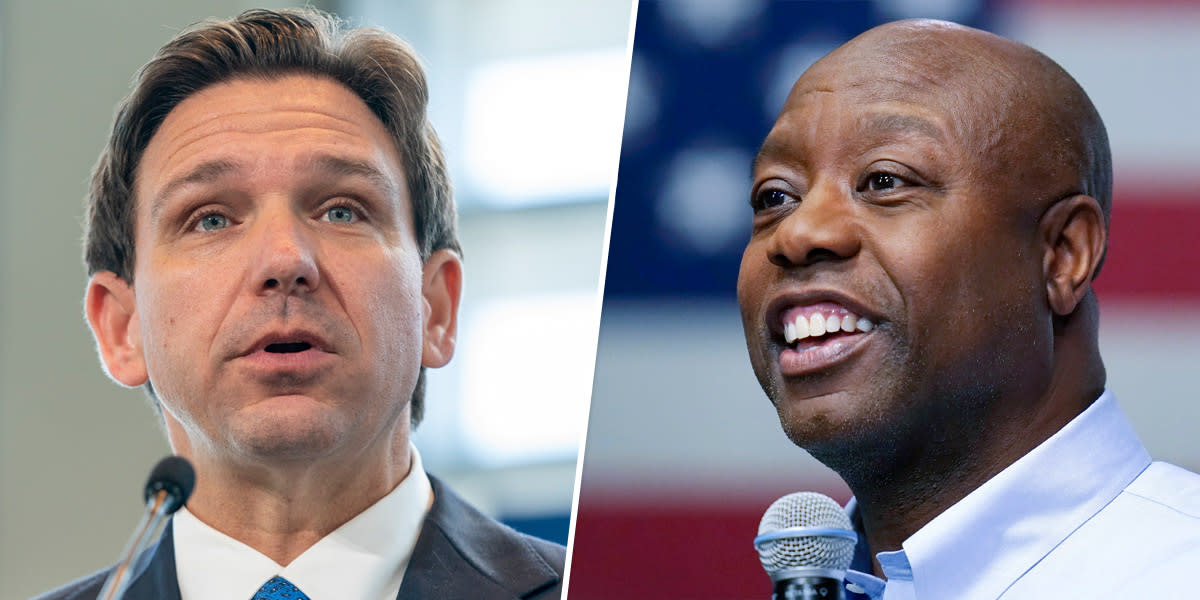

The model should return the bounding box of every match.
[754,491,857,600]
[97,455,196,600]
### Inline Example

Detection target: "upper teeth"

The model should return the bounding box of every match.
[784,312,873,343]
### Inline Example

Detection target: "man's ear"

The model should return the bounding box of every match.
[420,249,463,368]
[85,271,149,387]
[1040,194,1107,316]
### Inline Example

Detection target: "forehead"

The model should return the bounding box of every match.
[758,34,1024,165]
[756,82,961,170]
[135,74,405,205]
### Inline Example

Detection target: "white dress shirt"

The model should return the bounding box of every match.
[843,390,1200,599]
[173,446,433,600]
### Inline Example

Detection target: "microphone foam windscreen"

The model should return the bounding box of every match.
[757,491,856,572]
[144,455,196,513]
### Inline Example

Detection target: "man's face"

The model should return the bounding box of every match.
[737,58,1052,458]
[113,75,442,465]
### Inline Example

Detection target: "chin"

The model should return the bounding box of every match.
[227,409,348,462]
[241,431,342,462]
[774,391,858,446]
[772,385,904,470]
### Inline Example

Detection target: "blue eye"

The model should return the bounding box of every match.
[325,206,357,223]
[198,213,229,231]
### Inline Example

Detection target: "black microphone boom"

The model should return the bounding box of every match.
[97,455,196,600]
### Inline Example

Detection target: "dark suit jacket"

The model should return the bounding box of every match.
[32,476,565,599]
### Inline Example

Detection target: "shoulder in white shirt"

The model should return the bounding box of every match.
[843,391,1200,600]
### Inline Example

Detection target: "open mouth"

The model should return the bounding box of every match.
[264,341,313,353]
[774,305,878,375]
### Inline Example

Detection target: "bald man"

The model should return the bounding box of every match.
[739,19,1200,599]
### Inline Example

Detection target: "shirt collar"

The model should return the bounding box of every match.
[845,390,1151,599]
[173,445,433,600]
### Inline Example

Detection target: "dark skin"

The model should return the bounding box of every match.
[737,20,1109,577]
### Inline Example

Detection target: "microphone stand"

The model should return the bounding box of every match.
[96,489,174,600]
[96,456,195,600]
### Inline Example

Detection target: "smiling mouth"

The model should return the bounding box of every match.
[774,305,878,376]
[264,341,313,353]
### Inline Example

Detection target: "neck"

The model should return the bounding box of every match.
[168,426,413,565]
[838,319,1104,576]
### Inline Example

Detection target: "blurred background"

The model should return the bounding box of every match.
[0,1,630,598]
[570,0,1200,598]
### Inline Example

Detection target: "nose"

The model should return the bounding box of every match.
[767,181,861,269]
[250,209,320,296]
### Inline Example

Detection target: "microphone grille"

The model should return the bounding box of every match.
[756,491,855,572]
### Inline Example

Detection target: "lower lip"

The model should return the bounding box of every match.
[239,348,334,372]
[777,332,873,376]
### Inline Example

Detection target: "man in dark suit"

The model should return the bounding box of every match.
[35,8,563,599]
[38,478,562,599]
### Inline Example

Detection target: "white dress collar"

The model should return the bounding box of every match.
[845,391,1151,599]
[173,446,433,600]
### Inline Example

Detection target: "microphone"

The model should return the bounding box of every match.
[754,491,857,600]
[97,455,196,600]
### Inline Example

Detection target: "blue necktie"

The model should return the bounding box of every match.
[251,576,311,600]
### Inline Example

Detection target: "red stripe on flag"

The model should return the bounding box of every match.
[568,501,767,599]
[569,484,853,599]
[1096,191,1200,300]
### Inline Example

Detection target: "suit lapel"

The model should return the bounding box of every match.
[120,520,182,600]
[396,477,560,600]
[395,518,520,599]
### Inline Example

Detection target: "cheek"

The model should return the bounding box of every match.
[883,206,1008,293]
[735,266,753,321]
[134,260,234,388]
[736,246,771,344]
[360,254,425,359]
[138,276,197,358]
[884,215,1038,357]
[737,241,769,312]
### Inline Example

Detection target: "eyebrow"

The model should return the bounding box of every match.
[751,141,778,175]
[148,155,401,222]
[751,112,946,174]
[304,155,400,199]
[150,159,241,222]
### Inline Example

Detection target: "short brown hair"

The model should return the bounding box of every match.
[84,8,459,425]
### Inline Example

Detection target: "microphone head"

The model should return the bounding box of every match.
[755,491,856,576]
[143,455,196,514]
